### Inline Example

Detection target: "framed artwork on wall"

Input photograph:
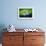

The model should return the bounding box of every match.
[18,7,34,19]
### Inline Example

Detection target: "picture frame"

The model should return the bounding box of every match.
[18,7,34,19]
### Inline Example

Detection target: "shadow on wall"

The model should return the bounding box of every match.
[0,24,7,43]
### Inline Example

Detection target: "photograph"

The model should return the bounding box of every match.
[18,7,34,19]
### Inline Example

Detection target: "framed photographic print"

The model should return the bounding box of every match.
[18,7,34,19]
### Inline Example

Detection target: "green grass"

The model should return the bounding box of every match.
[19,9,32,16]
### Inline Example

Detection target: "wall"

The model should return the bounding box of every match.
[0,0,46,30]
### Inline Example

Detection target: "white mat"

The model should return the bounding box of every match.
[0,44,2,46]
